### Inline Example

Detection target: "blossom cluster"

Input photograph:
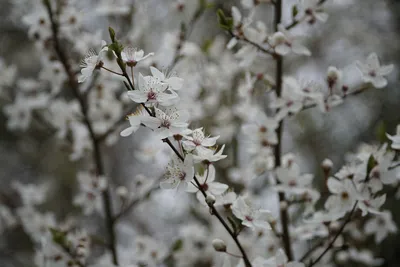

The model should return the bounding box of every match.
[0,0,398,267]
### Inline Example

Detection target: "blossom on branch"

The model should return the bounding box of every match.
[356,53,393,88]
[78,40,108,83]
[141,106,189,139]
[121,47,154,67]
[232,196,272,230]
[127,74,179,106]
[161,154,194,191]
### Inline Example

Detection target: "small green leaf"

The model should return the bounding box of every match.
[367,155,377,175]
[49,227,67,246]
[217,9,233,31]
[292,5,298,18]
[172,239,183,252]
[206,3,215,9]
[199,0,207,9]
[201,39,213,53]
[108,27,116,43]
[376,121,387,144]
[108,42,124,55]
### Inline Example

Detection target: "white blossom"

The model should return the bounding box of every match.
[128,74,178,106]
[386,125,400,150]
[182,128,220,154]
[268,25,311,56]
[141,106,189,139]
[150,66,183,91]
[232,196,272,230]
[161,154,194,191]
[78,40,108,83]
[364,211,397,243]
[186,165,228,203]
[356,53,393,88]
[121,47,154,67]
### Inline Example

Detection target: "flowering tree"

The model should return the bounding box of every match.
[0,0,399,267]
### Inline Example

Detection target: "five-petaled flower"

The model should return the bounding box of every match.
[186,165,228,203]
[150,67,184,91]
[78,40,108,83]
[268,25,311,56]
[182,127,220,154]
[356,53,393,88]
[232,196,272,230]
[161,154,194,191]
[128,74,179,106]
[121,47,154,67]
[141,106,189,139]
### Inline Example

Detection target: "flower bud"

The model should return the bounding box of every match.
[336,251,349,264]
[279,201,288,210]
[212,239,226,252]
[329,221,340,232]
[321,158,333,176]
[326,66,342,88]
[206,195,216,205]
[116,186,128,198]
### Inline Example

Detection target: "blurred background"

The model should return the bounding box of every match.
[0,0,399,266]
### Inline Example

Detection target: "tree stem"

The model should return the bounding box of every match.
[274,0,294,261]
[43,2,119,265]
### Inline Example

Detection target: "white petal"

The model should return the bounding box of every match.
[275,45,291,56]
[150,66,165,80]
[292,43,311,56]
[209,182,228,195]
[315,12,328,22]
[206,164,216,182]
[377,64,394,76]
[366,53,380,70]
[232,6,242,26]
[160,180,177,189]
[167,77,184,90]
[327,178,342,194]
[371,76,387,88]
[120,126,135,137]
[141,116,160,129]
[227,38,238,50]
[201,136,219,147]
[127,91,148,103]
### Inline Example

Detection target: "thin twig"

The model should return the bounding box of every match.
[101,66,124,76]
[306,202,358,267]
[112,184,160,222]
[274,0,294,261]
[299,85,371,113]
[43,2,119,265]
[168,4,206,72]
[96,104,139,142]
[299,238,326,262]
[285,0,328,30]
[228,31,274,56]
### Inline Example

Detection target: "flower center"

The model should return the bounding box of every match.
[193,139,202,146]
[369,70,377,77]
[245,215,254,222]
[341,191,349,200]
[161,120,171,129]
[288,180,297,187]
[147,90,157,101]
[126,60,137,67]
[200,183,209,191]
[179,172,186,181]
